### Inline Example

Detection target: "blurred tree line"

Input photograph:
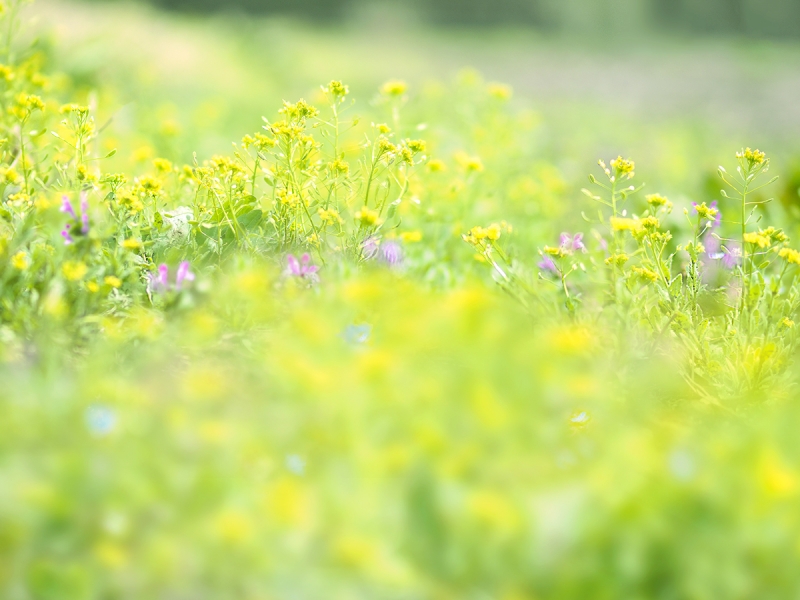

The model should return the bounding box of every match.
[112,0,800,38]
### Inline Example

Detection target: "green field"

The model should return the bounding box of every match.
[4,0,800,598]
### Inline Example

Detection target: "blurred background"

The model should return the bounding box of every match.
[27,0,800,208]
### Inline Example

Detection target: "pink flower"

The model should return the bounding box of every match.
[286,253,320,281]
[148,261,195,294]
[175,261,195,289]
[559,232,586,252]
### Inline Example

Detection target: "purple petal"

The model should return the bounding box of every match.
[158,264,169,288]
[287,254,300,275]
[175,261,194,288]
[60,196,76,219]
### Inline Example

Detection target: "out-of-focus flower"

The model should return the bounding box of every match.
[380,241,403,266]
[85,405,116,436]
[175,261,195,289]
[285,454,306,476]
[148,262,196,294]
[286,253,320,281]
[538,256,558,275]
[560,232,586,252]
[342,323,371,345]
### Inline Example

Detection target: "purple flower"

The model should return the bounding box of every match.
[380,241,403,266]
[60,196,77,218]
[286,253,320,280]
[61,223,74,245]
[59,193,90,244]
[560,232,585,252]
[80,191,90,235]
[538,256,558,275]
[361,237,380,260]
[721,244,740,269]
[175,261,195,289]
[148,261,196,294]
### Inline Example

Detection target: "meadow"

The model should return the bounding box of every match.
[4,0,800,598]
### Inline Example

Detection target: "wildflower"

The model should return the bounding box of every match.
[487,82,512,100]
[610,156,635,180]
[692,201,721,227]
[380,241,403,266]
[326,80,349,98]
[153,158,173,173]
[61,224,74,245]
[355,207,381,227]
[737,147,766,166]
[631,266,658,283]
[405,139,427,154]
[327,159,349,175]
[721,243,741,269]
[121,238,142,250]
[400,230,422,243]
[605,253,629,266]
[362,237,379,259]
[779,248,800,266]
[538,256,559,275]
[285,454,306,476]
[744,232,770,249]
[559,232,586,252]
[543,245,567,258]
[381,80,407,96]
[341,323,371,345]
[85,405,116,436]
[80,192,89,235]
[148,261,196,293]
[62,261,88,281]
[646,193,672,210]
[455,152,484,173]
[318,207,343,225]
[104,276,122,288]
[286,253,320,281]
[782,317,795,329]
[175,261,195,289]
[60,195,76,219]
[609,217,637,232]
[11,251,29,270]
[427,159,446,172]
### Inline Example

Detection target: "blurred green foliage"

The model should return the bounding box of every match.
[88,0,800,38]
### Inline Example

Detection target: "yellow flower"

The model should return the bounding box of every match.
[400,230,422,243]
[737,147,766,166]
[62,261,88,281]
[426,158,446,172]
[152,158,173,173]
[380,80,407,96]
[646,193,671,209]
[86,281,100,293]
[631,265,658,283]
[11,251,29,270]
[355,207,381,227]
[779,247,800,265]
[610,156,635,179]
[609,217,638,232]
[744,232,770,249]
[104,276,122,288]
[455,152,484,173]
[486,223,502,241]
[121,239,142,250]
[487,82,512,100]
